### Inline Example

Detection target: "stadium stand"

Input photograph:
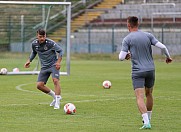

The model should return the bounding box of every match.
[125,0,180,4]
[47,0,123,42]
[0,0,180,54]
[69,0,181,54]
[0,0,91,51]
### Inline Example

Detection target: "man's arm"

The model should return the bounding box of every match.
[155,42,172,63]
[24,49,37,68]
[53,43,63,70]
[119,51,131,61]
[29,50,37,62]
[54,43,63,57]
[55,55,62,70]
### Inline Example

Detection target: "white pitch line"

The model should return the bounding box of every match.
[2,96,180,107]
[15,82,97,97]
[13,83,181,108]
[38,96,136,106]
[0,97,135,107]
[0,104,29,107]
[15,82,41,94]
[2,95,181,107]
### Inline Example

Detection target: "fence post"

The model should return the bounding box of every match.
[161,23,166,44]
[88,25,91,53]
[112,25,115,53]
[161,23,166,55]
[8,15,12,46]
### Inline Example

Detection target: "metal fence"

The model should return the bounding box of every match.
[0,0,181,55]
[70,23,181,55]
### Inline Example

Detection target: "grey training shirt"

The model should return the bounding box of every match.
[121,30,158,73]
[29,38,63,69]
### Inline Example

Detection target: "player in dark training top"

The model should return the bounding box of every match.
[24,29,63,110]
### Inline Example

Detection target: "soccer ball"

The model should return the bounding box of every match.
[13,68,20,72]
[64,103,76,114]
[102,80,111,89]
[0,68,8,75]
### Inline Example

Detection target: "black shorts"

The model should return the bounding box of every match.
[37,66,60,84]
[132,70,155,90]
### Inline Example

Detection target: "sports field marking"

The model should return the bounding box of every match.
[2,95,180,107]
[0,104,29,106]
[15,82,181,99]
[0,96,135,107]
[15,82,102,97]
[15,83,41,94]
[14,83,181,108]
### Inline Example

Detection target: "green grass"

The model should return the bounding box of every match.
[0,54,181,132]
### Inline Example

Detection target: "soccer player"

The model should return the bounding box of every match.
[24,29,63,110]
[119,16,172,129]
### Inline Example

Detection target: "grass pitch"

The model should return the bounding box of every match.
[0,54,181,132]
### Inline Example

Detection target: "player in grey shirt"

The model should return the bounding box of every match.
[24,29,63,110]
[121,31,157,73]
[119,16,172,129]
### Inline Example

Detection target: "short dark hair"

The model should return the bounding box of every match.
[37,29,46,36]
[127,16,139,28]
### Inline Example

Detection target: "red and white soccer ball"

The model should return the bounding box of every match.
[13,68,20,72]
[102,80,112,89]
[0,68,8,75]
[64,103,76,114]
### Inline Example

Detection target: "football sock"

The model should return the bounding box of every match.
[47,90,56,99]
[54,95,61,109]
[147,111,152,121]
[142,113,150,125]
[55,95,62,102]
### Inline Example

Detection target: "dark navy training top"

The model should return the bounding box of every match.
[29,38,63,69]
